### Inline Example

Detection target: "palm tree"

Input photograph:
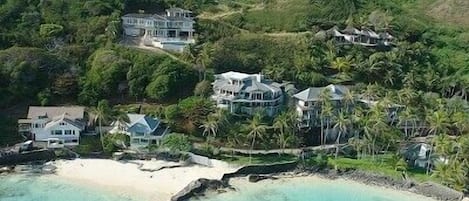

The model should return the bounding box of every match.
[426,109,450,174]
[398,107,417,139]
[273,111,296,153]
[91,100,112,151]
[246,112,267,163]
[196,43,213,81]
[200,115,218,142]
[319,88,332,145]
[113,109,130,133]
[333,112,351,158]
[331,56,353,73]
[342,89,356,113]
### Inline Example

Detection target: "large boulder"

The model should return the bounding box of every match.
[171,178,227,201]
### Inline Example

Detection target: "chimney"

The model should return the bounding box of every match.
[256,73,263,82]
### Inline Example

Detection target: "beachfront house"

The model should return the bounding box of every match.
[18,106,87,147]
[329,26,394,47]
[109,114,169,147]
[121,7,195,52]
[211,71,286,117]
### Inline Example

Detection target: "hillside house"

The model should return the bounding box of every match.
[122,7,195,52]
[330,26,394,47]
[211,71,288,117]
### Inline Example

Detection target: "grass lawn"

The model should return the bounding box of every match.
[219,153,297,165]
[223,0,313,32]
[328,154,435,182]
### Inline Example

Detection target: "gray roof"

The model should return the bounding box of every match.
[245,80,272,92]
[27,106,85,120]
[127,114,159,132]
[122,13,153,18]
[293,84,349,101]
[213,72,281,94]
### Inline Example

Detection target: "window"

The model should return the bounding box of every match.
[52,130,63,135]
[135,132,144,136]
[304,101,309,107]
[132,138,140,144]
[72,130,76,135]
[64,130,72,135]
[140,139,149,144]
[59,122,66,126]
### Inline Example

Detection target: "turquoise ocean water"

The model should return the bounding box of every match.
[0,174,138,201]
[197,178,436,201]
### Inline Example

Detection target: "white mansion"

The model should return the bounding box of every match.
[211,71,286,117]
[17,106,87,147]
[122,7,195,52]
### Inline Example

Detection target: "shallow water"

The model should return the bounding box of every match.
[0,174,140,201]
[197,177,437,201]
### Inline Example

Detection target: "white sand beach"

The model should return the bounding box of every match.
[48,159,238,201]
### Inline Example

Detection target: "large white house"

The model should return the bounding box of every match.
[121,7,195,52]
[18,106,86,147]
[211,71,286,117]
[109,114,169,148]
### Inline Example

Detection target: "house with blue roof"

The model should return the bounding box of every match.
[110,113,169,148]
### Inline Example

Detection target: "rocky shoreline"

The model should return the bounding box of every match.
[171,162,465,201]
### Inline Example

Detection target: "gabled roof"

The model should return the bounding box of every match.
[127,114,160,132]
[293,84,349,101]
[245,80,273,92]
[27,106,85,120]
[44,114,85,130]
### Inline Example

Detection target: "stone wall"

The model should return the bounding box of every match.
[221,161,298,181]
[171,161,298,201]
[0,150,55,166]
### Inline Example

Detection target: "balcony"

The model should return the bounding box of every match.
[18,124,31,132]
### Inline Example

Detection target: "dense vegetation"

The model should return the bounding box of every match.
[0,0,468,193]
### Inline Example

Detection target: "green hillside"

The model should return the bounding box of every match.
[0,0,468,191]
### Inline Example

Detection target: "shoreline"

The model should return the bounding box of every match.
[173,163,465,201]
[45,158,238,201]
[1,159,465,201]
[198,175,441,201]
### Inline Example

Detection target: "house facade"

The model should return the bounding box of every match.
[293,84,350,128]
[330,26,393,47]
[18,106,86,147]
[211,71,285,117]
[121,7,195,52]
[294,84,404,128]
[109,114,169,148]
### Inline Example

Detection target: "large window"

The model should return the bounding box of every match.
[135,132,145,136]
[64,130,72,135]
[51,130,63,135]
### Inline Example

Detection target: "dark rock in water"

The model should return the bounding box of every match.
[0,166,13,174]
[248,174,277,183]
[171,178,228,201]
